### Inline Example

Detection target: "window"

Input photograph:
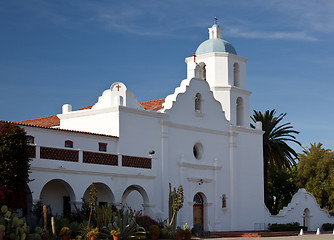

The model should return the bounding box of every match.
[236,97,244,126]
[222,194,227,208]
[27,135,34,144]
[65,140,73,148]
[195,93,202,113]
[99,142,107,152]
[233,62,240,87]
[193,143,203,160]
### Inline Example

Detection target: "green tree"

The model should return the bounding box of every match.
[251,110,301,210]
[0,121,30,208]
[297,143,334,211]
[266,166,298,215]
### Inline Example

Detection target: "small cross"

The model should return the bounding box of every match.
[116,85,121,91]
[193,53,196,62]
[214,16,217,25]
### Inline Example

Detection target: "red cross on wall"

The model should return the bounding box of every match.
[116,85,121,91]
[193,53,196,62]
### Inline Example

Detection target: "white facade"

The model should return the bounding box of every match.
[266,189,334,231]
[16,22,334,232]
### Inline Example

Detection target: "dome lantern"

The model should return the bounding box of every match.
[195,17,237,55]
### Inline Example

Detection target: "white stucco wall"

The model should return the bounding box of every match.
[266,189,334,231]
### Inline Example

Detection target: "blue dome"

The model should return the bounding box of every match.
[196,38,237,55]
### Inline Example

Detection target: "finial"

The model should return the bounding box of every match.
[214,16,217,25]
[193,53,196,62]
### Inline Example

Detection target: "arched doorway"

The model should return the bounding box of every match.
[83,183,115,207]
[122,185,149,214]
[303,208,311,230]
[193,193,204,232]
[40,179,75,216]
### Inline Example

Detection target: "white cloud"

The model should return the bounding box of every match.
[228,27,317,41]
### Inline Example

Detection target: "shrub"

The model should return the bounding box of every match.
[322,223,334,231]
[149,225,161,235]
[268,222,307,232]
[135,215,159,231]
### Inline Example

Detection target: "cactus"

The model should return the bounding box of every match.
[0,205,28,240]
[94,204,113,229]
[28,227,42,240]
[168,183,184,230]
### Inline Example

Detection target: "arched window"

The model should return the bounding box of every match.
[193,193,203,205]
[27,135,34,144]
[199,62,206,80]
[65,140,73,148]
[195,93,202,112]
[236,97,244,126]
[233,62,240,87]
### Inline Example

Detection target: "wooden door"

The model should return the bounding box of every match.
[193,204,203,227]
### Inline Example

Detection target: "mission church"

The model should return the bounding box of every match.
[14,19,334,232]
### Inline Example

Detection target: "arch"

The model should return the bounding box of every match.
[122,185,149,212]
[193,192,207,233]
[236,97,244,126]
[195,93,202,113]
[233,62,240,87]
[198,62,206,80]
[83,182,115,206]
[40,179,76,216]
[303,208,311,230]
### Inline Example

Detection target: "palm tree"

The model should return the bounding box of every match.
[251,110,301,208]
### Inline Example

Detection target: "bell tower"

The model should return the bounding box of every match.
[185,18,251,127]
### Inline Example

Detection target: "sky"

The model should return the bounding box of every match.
[1,0,334,153]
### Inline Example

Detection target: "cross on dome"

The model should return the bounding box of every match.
[209,17,223,39]
[116,84,121,91]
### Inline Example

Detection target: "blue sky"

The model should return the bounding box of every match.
[1,0,334,153]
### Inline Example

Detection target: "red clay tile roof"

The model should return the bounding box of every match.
[16,115,60,127]
[79,105,94,110]
[140,98,165,111]
[15,99,165,128]
[0,120,118,138]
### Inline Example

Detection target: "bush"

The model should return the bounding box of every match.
[135,215,159,231]
[268,222,307,232]
[322,223,334,231]
[0,121,30,209]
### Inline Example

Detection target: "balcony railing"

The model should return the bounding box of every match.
[27,145,151,169]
